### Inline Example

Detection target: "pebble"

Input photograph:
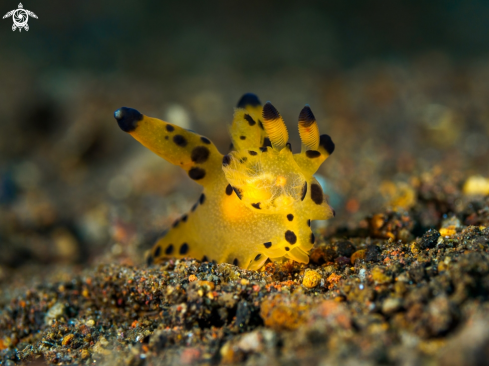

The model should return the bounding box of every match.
[351,249,366,264]
[419,229,441,249]
[237,331,263,352]
[335,241,356,257]
[371,266,392,284]
[365,245,381,262]
[61,334,74,346]
[382,298,403,314]
[302,270,322,288]
[44,303,65,324]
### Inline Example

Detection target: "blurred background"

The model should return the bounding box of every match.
[1,0,489,274]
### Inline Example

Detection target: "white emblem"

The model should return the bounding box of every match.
[3,3,37,32]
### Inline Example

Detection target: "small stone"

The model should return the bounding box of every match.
[93,336,111,355]
[61,334,74,346]
[236,300,251,328]
[44,303,65,324]
[81,350,90,359]
[180,347,201,365]
[419,229,441,249]
[237,331,263,352]
[188,274,198,282]
[198,280,215,291]
[410,242,420,254]
[382,298,403,314]
[335,256,351,265]
[86,319,95,327]
[409,265,426,283]
[303,270,322,288]
[365,245,381,262]
[335,241,356,257]
[351,249,366,264]
[439,226,456,237]
[371,266,392,284]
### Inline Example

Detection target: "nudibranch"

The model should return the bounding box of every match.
[114,93,335,270]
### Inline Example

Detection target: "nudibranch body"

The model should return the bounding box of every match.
[114,93,335,270]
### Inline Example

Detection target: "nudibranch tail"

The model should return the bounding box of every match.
[114,93,335,271]
[114,107,223,186]
[262,102,289,151]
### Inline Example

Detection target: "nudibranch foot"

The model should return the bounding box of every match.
[114,93,335,270]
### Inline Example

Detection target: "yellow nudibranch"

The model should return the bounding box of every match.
[114,93,335,270]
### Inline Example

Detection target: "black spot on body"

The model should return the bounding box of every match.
[319,134,335,155]
[285,230,297,244]
[225,184,233,195]
[262,102,280,120]
[306,150,321,158]
[165,244,174,255]
[154,246,161,257]
[311,184,324,204]
[222,155,231,166]
[240,136,246,140]
[310,233,315,244]
[237,93,261,108]
[239,157,248,163]
[172,219,180,228]
[255,254,262,261]
[233,187,243,199]
[191,202,198,212]
[262,137,271,147]
[307,219,311,227]
[264,242,272,248]
[298,105,316,126]
[244,114,256,126]
[249,150,257,156]
[285,247,290,251]
[166,124,174,132]
[188,167,206,180]
[165,136,169,140]
[201,136,211,144]
[147,255,153,265]
[251,202,261,209]
[179,243,189,255]
[258,120,264,130]
[301,182,307,201]
[114,107,143,133]
[233,258,239,266]
[181,214,188,222]
[260,147,268,152]
[191,146,210,163]
[287,214,294,221]
[173,135,187,147]
[199,193,205,204]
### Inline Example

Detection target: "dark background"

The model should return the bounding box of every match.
[1,0,488,270]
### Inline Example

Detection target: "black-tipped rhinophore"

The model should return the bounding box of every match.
[237,93,261,108]
[262,102,280,120]
[114,107,143,132]
[319,134,335,155]
[298,105,316,127]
